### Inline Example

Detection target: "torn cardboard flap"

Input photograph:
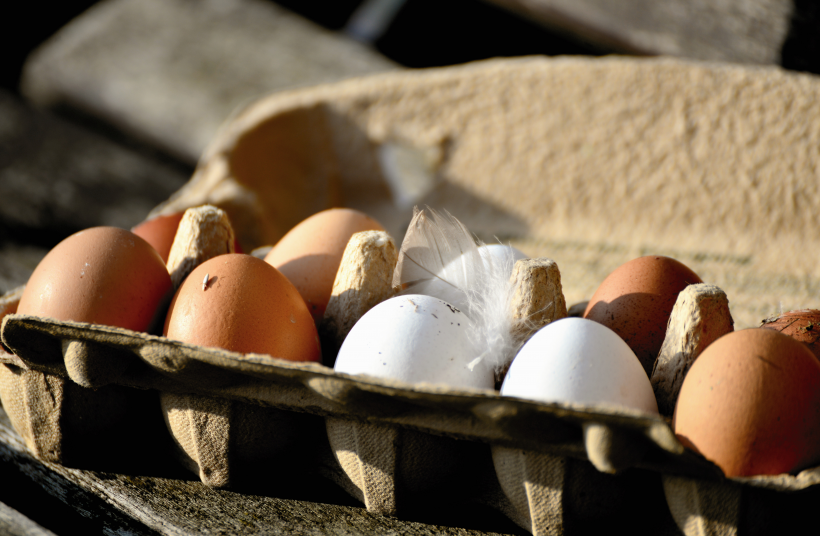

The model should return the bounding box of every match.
[156,56,820,330]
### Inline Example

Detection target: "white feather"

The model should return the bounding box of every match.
[393,206,520,374]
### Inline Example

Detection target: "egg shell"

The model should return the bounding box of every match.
[164,253,320,361]
[480,244,528,265]
[424,244,527,314]
[583,255,703,376]
[334,294,494,390]
[18,226,173,333]
[673,328,820,477]
[501,317,658,413]
[760,309,820,360]
[131,212,185,264]
[264,208,384,324]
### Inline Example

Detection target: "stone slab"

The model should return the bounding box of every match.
[21,0,399,164]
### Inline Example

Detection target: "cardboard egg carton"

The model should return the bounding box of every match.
[4,261,820,535]
[0,279,684,534]
[4,56,820,534]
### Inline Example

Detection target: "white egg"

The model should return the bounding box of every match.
[334,294,494,389]
[501,317,658,413]
[423,244,527,314]
[479,244,528,267]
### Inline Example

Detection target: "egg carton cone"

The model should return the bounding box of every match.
[160,391,327,488]
[491,447,672,535]
[0,288,175,472]
[661,473,820,536]
[3,56,820,533]
[324,418,492,515]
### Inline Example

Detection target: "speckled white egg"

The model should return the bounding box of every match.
[501,317,658,413]
[334,294,494,389]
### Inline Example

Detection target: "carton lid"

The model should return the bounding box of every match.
[155,56,820,329]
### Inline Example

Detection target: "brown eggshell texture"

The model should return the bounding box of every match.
[760,309,820,360]
[583,256,702,376]
[18,226,173,333]
[164,253,320,362]
[264,208,384,324]
[131,212,185,264]
[673,328,820,477]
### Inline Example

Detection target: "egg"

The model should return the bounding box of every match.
[760,309,820,359]
[420,244,527,314]
[583,256,703,376]
[164,253,320,361]
[264,208,384,324]
[18,226,173,333]
[673,328,820,477]
[131,211,185,264]
[334,294,494,390]
[501,317,658,413]
[480,244,528,265]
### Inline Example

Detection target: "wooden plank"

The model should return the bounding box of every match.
[0,89,190,294]
[20,0,399,164]
[0,501,57,536]
[0,411,161,535]
[484,0,796,65]
[0,406,525,535]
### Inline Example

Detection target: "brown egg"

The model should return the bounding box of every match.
[132,210,244,262]
[264,208,384,324]
[673,328,820,477]
[18,227,172,333]
[583,256,702,375]
[131,212,185,264]
[164,253,320,362]
[760,309,820,360]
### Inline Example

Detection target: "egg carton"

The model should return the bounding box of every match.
[0,289,683,534]
[5,55,820,534]
[0,250,674,529]
[4,263,820,535]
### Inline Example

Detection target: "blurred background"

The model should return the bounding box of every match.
[0,0,605,263]
[6,0,819,98]
[3,0,604,95]
[2,0,818,301]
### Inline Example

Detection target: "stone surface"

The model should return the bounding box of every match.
[21,0,399,164]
